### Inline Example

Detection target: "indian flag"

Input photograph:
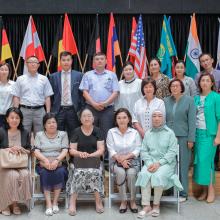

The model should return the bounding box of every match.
[185,13,202,79]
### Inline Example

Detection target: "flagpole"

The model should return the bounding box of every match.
[11,57,17,80]
[13,56,21,81]
[46,55,52,76]
[125,53,129,62]
[76,51,83,72]
[82,53,88,73]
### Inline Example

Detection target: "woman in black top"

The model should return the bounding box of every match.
[66,108,105,215]
[0,107,31,216]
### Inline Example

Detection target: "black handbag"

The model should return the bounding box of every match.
[73,157,101,169]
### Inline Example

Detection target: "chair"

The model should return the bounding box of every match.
[108,158,142,208]
[108,145,180,213]
[30,155,68,210]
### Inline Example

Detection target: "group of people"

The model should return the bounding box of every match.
[0,50,220,217]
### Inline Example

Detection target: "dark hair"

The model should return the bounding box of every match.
[43,113,57,131]
[0,62,12,80]
[198,72,216,93]
[26,55,39,62]
[93,52,106,59]
[169,78,185,94]
[141,78,157,96]
[199,53,213,62]
[114,108,132,128]
[60,51,73,60]
[175,60,185,67]
[79,108,94,119]
[122,61,134,71]
[5,107,23,130]
[149,57,161,67]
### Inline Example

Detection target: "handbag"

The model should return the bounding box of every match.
[73,157,101,169]
[0,148,28,168]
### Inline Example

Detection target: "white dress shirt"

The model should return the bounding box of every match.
[61,70,72,106]
[11,72,53,106]
[106,127,141,158]
[133,96,165,132]
[0,80,14,114]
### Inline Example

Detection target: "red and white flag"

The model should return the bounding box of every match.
[20,16,45,62]
[128,17,137,63]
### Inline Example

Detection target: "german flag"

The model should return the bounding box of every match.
[0,17,12,62]
[51,16,63,71]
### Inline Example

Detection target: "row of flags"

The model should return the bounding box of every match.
[0,13,219,79]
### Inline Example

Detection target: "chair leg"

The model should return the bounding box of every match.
[65,194,69,209]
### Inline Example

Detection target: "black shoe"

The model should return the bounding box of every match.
[119,207,127,214]
[129,205,138,213]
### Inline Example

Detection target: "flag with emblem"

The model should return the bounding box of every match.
[157,15,177,78]
[133,15,148,79]
[185,13,202,78]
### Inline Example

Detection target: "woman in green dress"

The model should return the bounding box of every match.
[194,73,220,203]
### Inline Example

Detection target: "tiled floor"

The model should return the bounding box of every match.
[0,197,219,220]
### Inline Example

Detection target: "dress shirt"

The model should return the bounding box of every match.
[61,70,72,106]
[133,96,165,132]
[11,72,54,106]
[107,127,141,158]
[79,69,119,104]
[0,80,14,114]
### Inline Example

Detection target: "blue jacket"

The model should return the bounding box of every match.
[49,70,84,114]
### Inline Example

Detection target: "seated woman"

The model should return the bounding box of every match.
[33,113,69,216]
[66,108,105,216]
[136,110,183,218]
[107,108,141,214]
[0,107,32,216]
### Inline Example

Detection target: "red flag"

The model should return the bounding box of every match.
[20,16,45,62]
[62,13,78,55]
[128,17,137,63]
[106,13,122,72]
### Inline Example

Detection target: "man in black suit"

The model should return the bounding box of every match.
[49,51,84,138]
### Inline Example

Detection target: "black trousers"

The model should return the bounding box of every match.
[56,106,80,140]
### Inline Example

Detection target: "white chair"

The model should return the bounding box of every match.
[30,156,68,210]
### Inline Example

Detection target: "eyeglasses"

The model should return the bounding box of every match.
[26,61,39,64]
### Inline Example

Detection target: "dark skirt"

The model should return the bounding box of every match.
[36,165,68,191]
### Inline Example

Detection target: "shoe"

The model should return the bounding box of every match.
[45,208,53,216]
[68,209,77,216]
[179,196,187,203]
[137,208,152,219]
[151,208,160,217]
[96,207,104,214]
[197,193,207,201]
[119,206,127,214]
[52,205,59,214]
[129,204,138,213]
[1,207,11,216]
[12,206,21,215]
[206,195,215,203]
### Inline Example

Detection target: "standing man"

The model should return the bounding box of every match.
[49,51,84,138]
[12,56,53,135]
[79,52,119,140]
[194,53,220,170]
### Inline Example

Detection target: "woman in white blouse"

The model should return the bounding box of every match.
[115,62,142,115]
[107,108,141,214]
[133,78,165,138]
[0,63,14,127]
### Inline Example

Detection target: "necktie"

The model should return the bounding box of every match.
[63,73,70,105]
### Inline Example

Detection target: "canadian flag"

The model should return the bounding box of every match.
[20,16,45,62]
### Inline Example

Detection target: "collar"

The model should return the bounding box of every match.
[0,80,12,85]
[94,69,106,75]
[27,72,38,78]
[61,69,71,74]
[124,77,136,84]
[151,124,169,132]
[113,127,133,135]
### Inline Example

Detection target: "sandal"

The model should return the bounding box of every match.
[12,206,21,215]
[68,209,77,216]
[151,208,160,217]
[45,208,53,216]
[137,207,152,219]
[1,207,11,216]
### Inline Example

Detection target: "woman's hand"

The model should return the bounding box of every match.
[214,137,220,146]
[187,141,194,149]
[50,159,59,170]
[79,152,90,158]
[8,146,22,154]
[147,162,160,173]
[43,158,51,170]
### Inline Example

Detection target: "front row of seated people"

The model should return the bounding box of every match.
[0,107,182,217]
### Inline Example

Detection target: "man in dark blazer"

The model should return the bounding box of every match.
[49,51,84,138]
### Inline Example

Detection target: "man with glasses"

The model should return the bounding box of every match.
[11,56,53,135]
